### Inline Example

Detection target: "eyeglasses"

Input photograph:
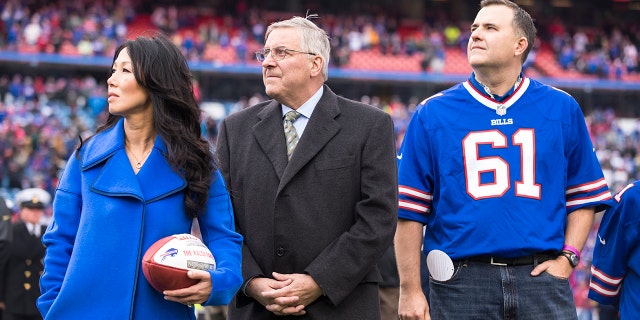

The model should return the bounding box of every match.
[255,46,317,62]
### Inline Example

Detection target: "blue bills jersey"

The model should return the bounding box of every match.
[589,181,640,318]
[397,77,612,259]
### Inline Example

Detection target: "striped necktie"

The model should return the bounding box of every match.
[284,111,301,160]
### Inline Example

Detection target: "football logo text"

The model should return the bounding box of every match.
[491,118,513,126]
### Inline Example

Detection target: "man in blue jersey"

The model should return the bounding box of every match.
[394,1,613,319]
[589,181,640,319]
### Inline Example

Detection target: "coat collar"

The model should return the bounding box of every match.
[252,85,341,193]
[79,118,186,201]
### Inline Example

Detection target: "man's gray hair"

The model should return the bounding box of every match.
[265,14,330,81]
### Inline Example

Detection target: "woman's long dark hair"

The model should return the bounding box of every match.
[79,33,214,219]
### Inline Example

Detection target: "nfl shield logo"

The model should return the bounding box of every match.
[496,105,506,116]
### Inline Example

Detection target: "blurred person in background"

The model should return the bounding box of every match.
[589,181,640,319]
[0,188,50,320]
[0,194,13,320]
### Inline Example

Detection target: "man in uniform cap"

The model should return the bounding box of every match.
[0,195,12,320]
[0,188,51,320]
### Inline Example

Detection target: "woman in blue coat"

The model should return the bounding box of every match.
[37,33,243,320]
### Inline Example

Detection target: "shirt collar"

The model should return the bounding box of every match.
[468,72,524,102]
[281,86,323,119]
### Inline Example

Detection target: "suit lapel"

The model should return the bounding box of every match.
[252,100,288,180]
[278,87,341,193]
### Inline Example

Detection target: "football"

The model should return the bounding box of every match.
[142,233,216,292]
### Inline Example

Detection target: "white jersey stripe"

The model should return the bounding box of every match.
[419,93,443,105]
[399,186,432,201]
[399,200,429,214]
[567,191,613,207]
[589,281,621,297]
[566,178,609,195]
[591,266,623,285]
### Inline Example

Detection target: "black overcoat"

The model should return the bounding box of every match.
[217,86,398,320]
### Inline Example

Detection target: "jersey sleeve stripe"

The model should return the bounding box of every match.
[591,266,624,285]
[399,200,430,214]
[566,190,613,208]
[418,92,444,105]
[566,178,609,195]
[589,281,621,297]
[399,186,432,200]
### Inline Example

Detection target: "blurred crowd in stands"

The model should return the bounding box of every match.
[547,18,639,80]
[1,0,638,78]
[1,71,638,207]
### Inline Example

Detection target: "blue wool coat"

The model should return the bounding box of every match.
[37,119,243,320]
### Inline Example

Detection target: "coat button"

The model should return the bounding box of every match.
[25,271,32,278]
[24,283,32,290]
[25,259,32,266]
[276,247,285,256]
